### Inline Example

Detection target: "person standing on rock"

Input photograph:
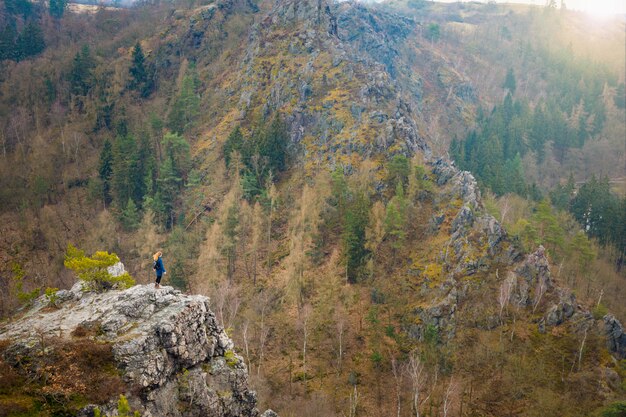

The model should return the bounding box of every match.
[153,251,166,289]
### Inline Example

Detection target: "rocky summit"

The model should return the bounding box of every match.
[0,282,276,417]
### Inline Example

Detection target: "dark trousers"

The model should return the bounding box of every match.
[156,274,163,284]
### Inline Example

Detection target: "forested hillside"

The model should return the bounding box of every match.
[0,0,625,416]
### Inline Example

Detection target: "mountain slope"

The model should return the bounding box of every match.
[0,0,625,416]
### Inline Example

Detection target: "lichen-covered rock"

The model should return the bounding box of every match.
[451,205,474,235]
[0,284,275,417]
[544,289,578,327]
[604,315,626,359]
[107,261,127,277]
[265,0,337,36]
[409,289,458,341]
[335,1,413,76]
[431,158,457,186]
[512,246,551,307]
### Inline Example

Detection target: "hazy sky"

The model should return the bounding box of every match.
[368,0,626,16]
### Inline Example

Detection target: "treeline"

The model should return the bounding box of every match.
[0,0,45,61]
[450,55,618,196]
[551,176,626,267]
[0,0,70,62]
[450,88,609,198]
[450,66,625,267]
[318,155,434,284]
[97,129,190,231]
[222,116,289,201]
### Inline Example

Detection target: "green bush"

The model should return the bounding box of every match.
[224,350,239,368]
[44,287,59,307]
[592,303,608,320]
[118,394,141,417]
[595,401,626,417]
[64,244,135,291]
[12,262,40,306]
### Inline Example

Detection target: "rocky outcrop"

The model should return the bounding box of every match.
[0,283,276,417]
[510,250,625,359]
[604,315,626,359]
[335,2,414,76]
[544,289,577,327]
[512,246,552,308]
[265,0,338,36]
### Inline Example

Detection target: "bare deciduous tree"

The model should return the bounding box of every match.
[335,310,346,373]
[347,385,358,417]
[443,378,456,417]
[210,280,241,331]
[391,357,402,417]
[298,304,313,392]
[406,350,425,417]
[498,271,516,324]
[532,273,548,313]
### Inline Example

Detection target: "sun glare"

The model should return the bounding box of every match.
[574,0,625,18]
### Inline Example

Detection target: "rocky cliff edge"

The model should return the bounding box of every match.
[0,280,277,417]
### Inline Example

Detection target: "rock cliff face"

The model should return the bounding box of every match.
[0,282,276,417]
[408,158,626,362]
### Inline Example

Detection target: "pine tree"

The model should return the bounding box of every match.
[5,0,33,18]
[503,154,526,195]
[154,156,182,229]
[112,134,138,206]
[69,45,95,96]
[568,231,595,274]
[257,114,287,173]
[98,139,114,206]
[222,199,240,282]
[549,174,575,210]
[0,25,17,61]
[120,198,140,231]
[161,132,191,180]
[167,74,199,134]
[49,0,67,18]
[128,42,151,97]
[15,22,45,60]
[344,191,370,283]
[428,23,440,42]
[64,244,134,290]
[223,126,244,168]
[533,200,564,255]
[131,134,154,205]
[385,181,408,249]
[449,136,464,165]
[328,167,349,231]
[503,68,516,93]
[386,154,410,191]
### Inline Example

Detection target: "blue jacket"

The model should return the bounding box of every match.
[155,257,166,276]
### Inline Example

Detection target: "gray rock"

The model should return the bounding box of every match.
[604,315,626,359]
[410,290,458,341]
[512,246,551,307]
[107,261,126,277]
[451,205,474,234]
[475,215,505,255]
[431,158,457,186]
[0,284,267,416]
